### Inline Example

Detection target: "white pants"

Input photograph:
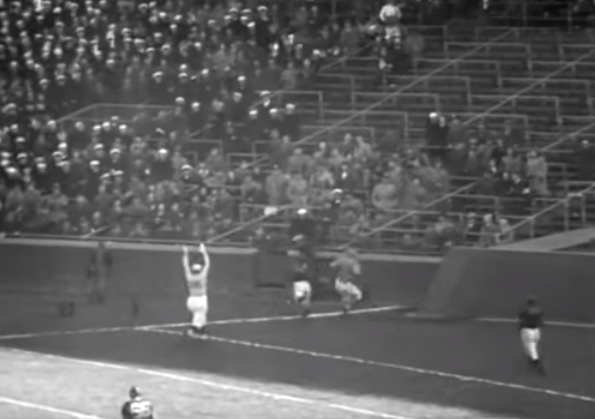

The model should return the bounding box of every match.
[293,281,312,303]
[520,328,541,360]
[335,279,362,303]
[186,295,208,329]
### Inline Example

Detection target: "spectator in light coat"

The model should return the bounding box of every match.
[265,166,289,206]
[372,176,398,212]
[287,147,312,176]
[287,173,309,207]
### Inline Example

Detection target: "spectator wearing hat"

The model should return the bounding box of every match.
[282,103,300,141]
[287,173,309,207]
[151,149,173,184]
[149,71,170,104]
[228,92,248,123]
[244,109,263,144]
[265,165,289,206]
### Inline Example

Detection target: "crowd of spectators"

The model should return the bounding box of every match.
[0,0,374,240]
[1,0,587,254]
[0,0,355,121]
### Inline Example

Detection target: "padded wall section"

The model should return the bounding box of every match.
[420,247,595,322]
[0,241,256,332]
[0,240,438,333]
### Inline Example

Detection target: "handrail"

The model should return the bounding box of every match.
[464,48,595,127]
[345,120,595,247]
[182,39,374,140]
[500,199,568,241]
[542,121,595,152]
[344,182,476,246]
[244,29,514,170]
[206,204,294,244]
[55,104,102,127]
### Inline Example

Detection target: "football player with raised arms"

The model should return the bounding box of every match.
[182,243,211,338]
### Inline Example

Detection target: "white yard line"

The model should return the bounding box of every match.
[3,347,415,419]
[147,327,595,404]
[0,396,107,419]
[0,305,402,341]
[478,317,595,329]
[0,307,593,342]
[140,304,404,330]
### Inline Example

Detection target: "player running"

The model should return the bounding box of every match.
[121,386,154,419]
[330,247,363,316]
[182,243,211,338]
[518,295,545,375]
[288,235,314,318]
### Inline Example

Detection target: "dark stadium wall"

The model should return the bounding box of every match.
[420,247,595,323]
[0,239,438,333]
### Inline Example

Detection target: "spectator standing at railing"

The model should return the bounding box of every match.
[426,216,460,249]
[502,147,523,176]
[265,165,289,206]
[479,213,500,247]
[372,175,398,213]
[496,218,515,244]
[525,151,549,197]
[287,173,310,207]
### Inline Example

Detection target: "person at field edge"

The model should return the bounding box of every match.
[288,234,314,318]
[330,247,364,316]
[183,243,211,338]
[518,295,545,375]
[121,386,154,419]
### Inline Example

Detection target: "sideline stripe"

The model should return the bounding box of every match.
[0,305,402,341]
[3,347,414,419]
[0,325,140,341]
[1,307,594,342]
[0,396,107,419]
[142,305,405,330]
[478,317,595,330]
[147,328,595,404]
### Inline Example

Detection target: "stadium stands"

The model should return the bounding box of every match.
[1,0,595,256]
[0,0,371,240]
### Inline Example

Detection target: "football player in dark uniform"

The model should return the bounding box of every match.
[121,387,154,419]
[518,296,545,375]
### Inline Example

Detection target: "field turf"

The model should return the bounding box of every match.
[0,285,594,419]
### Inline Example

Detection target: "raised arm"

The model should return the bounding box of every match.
[199,243,211,274]
[182,245,192,278]
[352,260,362,276]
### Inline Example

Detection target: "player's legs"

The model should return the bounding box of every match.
[520,328,544,373]
[336,280,353,315]
[186,296,208,337]
[336,280,363,315]
[293,281,312,317]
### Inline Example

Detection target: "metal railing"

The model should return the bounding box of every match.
[244,29,514,171]
[348,120,595,247]
[184,39,376,141]
[463,47,595,127]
